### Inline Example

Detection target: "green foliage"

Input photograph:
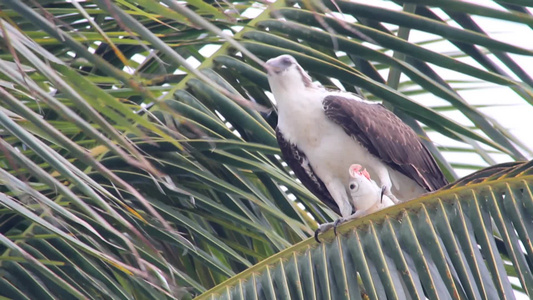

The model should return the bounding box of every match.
[197,161,533,299]
[0,0,531,299]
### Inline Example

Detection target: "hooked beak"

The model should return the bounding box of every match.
[265,56,290,75]
[265,61,283,75]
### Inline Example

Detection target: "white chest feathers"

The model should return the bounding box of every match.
[275,89,379,187]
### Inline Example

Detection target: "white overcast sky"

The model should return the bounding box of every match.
[403,7,533,177]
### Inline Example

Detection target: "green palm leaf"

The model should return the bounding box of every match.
[196,161,533,299]
[0,0,532,299]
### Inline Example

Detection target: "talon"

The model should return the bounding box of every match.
[314,229,322,243]
[314,222,336,242]
[333,218,344,236]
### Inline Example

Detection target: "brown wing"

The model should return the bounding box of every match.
[323,95,448,191]
[276,129,341,215]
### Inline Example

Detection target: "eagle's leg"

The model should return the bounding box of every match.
[314,223,334,243]
[333,210,367,235]
[375,168,401,204]
[314,180,353,243]
[315,219,348,243]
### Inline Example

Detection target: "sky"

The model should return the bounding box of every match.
[343,0,533,178]
[408,4,533,175]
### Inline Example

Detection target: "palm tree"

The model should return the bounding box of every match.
[0,0,532,299]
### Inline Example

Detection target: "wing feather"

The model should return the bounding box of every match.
[323,95,448,191]
[276,129,341,215]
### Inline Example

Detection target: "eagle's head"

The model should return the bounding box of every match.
[265,55,314,94]
[348,164,380,211]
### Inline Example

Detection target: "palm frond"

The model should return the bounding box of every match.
[196,161,533,299]
[0,0,532,298]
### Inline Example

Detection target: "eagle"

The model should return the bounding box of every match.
[266,55,448,241]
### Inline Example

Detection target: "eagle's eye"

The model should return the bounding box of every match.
[281,56,292,66]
